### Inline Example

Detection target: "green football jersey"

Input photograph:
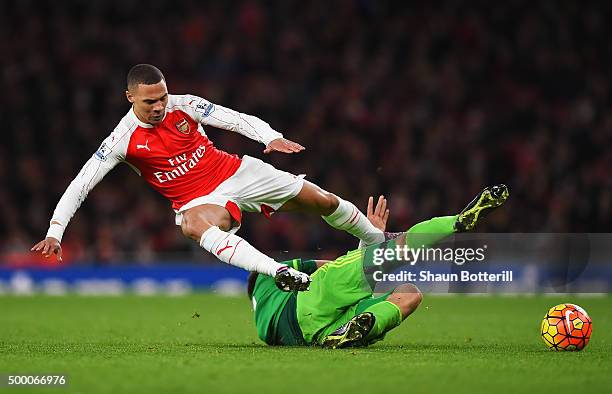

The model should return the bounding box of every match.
[251,258,318,345]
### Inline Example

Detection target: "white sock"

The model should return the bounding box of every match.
[322,197,385,245]
[199,226,283,276]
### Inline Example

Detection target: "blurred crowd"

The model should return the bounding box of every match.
[1,0,611,264]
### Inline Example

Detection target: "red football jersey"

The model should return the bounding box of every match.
[46,94,283,241]
[124,107,241,210]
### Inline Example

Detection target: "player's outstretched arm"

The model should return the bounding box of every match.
[32,132,125,262]
[186,95,305,154]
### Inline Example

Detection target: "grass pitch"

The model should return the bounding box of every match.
[1,294,610,394]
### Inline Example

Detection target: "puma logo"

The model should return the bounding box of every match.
[216,240,234,256]
[136,139,151,151]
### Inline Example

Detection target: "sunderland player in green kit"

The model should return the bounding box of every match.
[248,185,509,348]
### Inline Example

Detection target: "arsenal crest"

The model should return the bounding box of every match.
[175,118,191,134]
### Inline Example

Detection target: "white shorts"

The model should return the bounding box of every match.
[175,155,305,232]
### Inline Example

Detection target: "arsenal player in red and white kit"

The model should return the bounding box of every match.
[32,64,386,290]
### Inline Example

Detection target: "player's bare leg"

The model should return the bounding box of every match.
[181,204,234,236]
[279,181,385,245]
[277,180,338,214]
[181,204,309,289]
[386,284,423,319]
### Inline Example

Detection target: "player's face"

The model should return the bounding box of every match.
[126,81,169,125]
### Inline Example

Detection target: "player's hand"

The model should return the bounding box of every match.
[274,266,311,291]
[31,237,63,262]
[264,138,305,154]
[367,195,389,232]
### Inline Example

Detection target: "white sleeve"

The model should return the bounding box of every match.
[46,133,126,242]
[186,95,283,146]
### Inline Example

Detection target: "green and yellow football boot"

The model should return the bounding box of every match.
[455,184,509,232]
[321,313,375,349]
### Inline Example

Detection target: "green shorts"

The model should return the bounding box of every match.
[296,249,391,345]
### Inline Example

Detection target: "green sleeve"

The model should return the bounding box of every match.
[278,258,319,275]
[362,240,393,269]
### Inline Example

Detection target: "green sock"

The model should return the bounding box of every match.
[363,301,403,341]
[405,215,457,249]
[361,215,458,290]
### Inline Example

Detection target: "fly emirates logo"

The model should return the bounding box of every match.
[153,145,206,184]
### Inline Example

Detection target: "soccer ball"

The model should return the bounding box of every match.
[541,303,592,351]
